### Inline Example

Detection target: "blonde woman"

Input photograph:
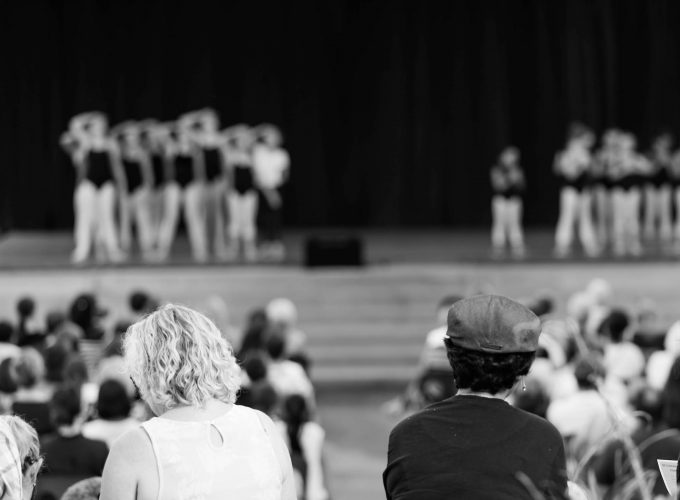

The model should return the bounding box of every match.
[0,415,42,500]
[100,304,295,500]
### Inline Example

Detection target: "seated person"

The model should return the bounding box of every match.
[41,386,108,476]
[266,332,315,408]
[0,320,20,361]
[83,380,139,447]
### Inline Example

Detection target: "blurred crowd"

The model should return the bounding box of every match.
[392,279,680,499]
[0,291,327,500]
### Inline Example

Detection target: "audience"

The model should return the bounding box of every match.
[82,380,138,448]
[266,331,315,408]
[0,321,21,361]
[41,387,108,476]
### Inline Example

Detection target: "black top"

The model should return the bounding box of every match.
[204,147,223,182]
[384,395,567,500]
[41,433,109,476]
[151,154,165,188]
[491,164,525,198]
[174,153,194,188]
[122,158,143,193]
[86,150,114,188]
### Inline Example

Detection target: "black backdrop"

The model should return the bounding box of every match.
[2,0,680,230]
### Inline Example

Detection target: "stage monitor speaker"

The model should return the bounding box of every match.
[304,235,364,267]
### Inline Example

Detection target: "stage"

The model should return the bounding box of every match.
[1,228,679,269]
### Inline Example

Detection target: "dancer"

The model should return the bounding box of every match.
[63,112,126,264]
[113,121,155,259]
[224,124,258,262]
[253,124,290,261]
[610,133,646,257]
[180,109,229,260]
[554,123,599,258]
[643,132,673,245]
[591,129,619,249]
[140,120,172,252]
[156,122,208,262]
[490,146,525,257]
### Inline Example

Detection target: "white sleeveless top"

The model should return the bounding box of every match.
[141,405,282,500]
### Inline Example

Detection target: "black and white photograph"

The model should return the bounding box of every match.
[2,1,680,499]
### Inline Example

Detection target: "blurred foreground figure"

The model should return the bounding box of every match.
[490,146,526,258]
[100,304,295,500]
[384,295,567,499]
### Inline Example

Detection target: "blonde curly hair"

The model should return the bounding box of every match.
[124,304,241,410]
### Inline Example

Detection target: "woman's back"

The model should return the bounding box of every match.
[142,404,282,500]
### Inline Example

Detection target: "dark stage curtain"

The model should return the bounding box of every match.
[1,0,679,229]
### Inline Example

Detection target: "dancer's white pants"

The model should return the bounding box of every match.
[554,187,599,256]
[157,181,208,261]
[72,180,121,262]
[491,196,524,251]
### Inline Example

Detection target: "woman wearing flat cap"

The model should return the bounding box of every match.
[384,295,568,500]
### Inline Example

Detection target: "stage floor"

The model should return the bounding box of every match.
[0,228,678,269]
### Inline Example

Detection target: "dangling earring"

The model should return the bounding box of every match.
[521,376,527,392]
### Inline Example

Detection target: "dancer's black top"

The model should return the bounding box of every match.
[646,152,671,188]
[122,158,143,193]
[174,153,194,188]
[491,164,525,199]
[151,154,165,189]
[86,150,114,188]
[203,148,223,182]
[233,164,254,195]
[554,151,590,192]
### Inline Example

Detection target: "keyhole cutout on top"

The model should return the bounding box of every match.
[209,423,225,448]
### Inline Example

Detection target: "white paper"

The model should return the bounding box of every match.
[657,459,677,497]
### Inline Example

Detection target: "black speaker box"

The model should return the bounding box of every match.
[304,235,364,267]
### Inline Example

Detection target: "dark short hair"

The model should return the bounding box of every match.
[44,344,70,383]
[129,291,151,313]
[243,356,268,382]
[574,355,606,390]
[16,297,35,318]
[45,311,66,334]
[444,338,535,394]
[601,309,630,343]
[630,385,663,425]
[0,321,14,343]
[265,332,286,360]
[0,358,18,393]
[97,380,131,420]
[50,386,81,426]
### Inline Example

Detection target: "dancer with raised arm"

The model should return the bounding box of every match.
[224,124,258,262]
[113,121,155,260]
[156,121,208,262]
[253,124,290,261]
[643,131,673,247]
[63,112,126,264]
[490,146,526,258]
[554,123,599,258]
[180,109,229,260]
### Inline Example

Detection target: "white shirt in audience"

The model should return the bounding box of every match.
[267,360,314,403]
[83,417,140,448]
[0,343,20,362]
[603,342,645,382]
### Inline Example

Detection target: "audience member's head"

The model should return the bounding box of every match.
[238,308,269,360]
[54,322,82,353]
[573,355,606,390]
[265,331,286,362]
[124,304,240,415]
[600,309,630,343]
[248,384,278,416]
[45,310,66,335]
[96,379,131,421]
[44,344,70,383]
[266,298,298,328]
[49,386,81,428]
[128,290,158,316]
[243,356,268,384]
[69,293,105,340]
[0,415,42,500]
[0,358,18,394]
[16,297,35,320]
[629,384,664,427]
[443,295,539,395]
[0,320,14,344]
[15,348,46,389]
[63,357,88,387]
[60,477,102,500]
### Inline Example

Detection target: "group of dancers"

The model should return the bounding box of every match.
[491,122,680,258]
[60,109,290,264]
